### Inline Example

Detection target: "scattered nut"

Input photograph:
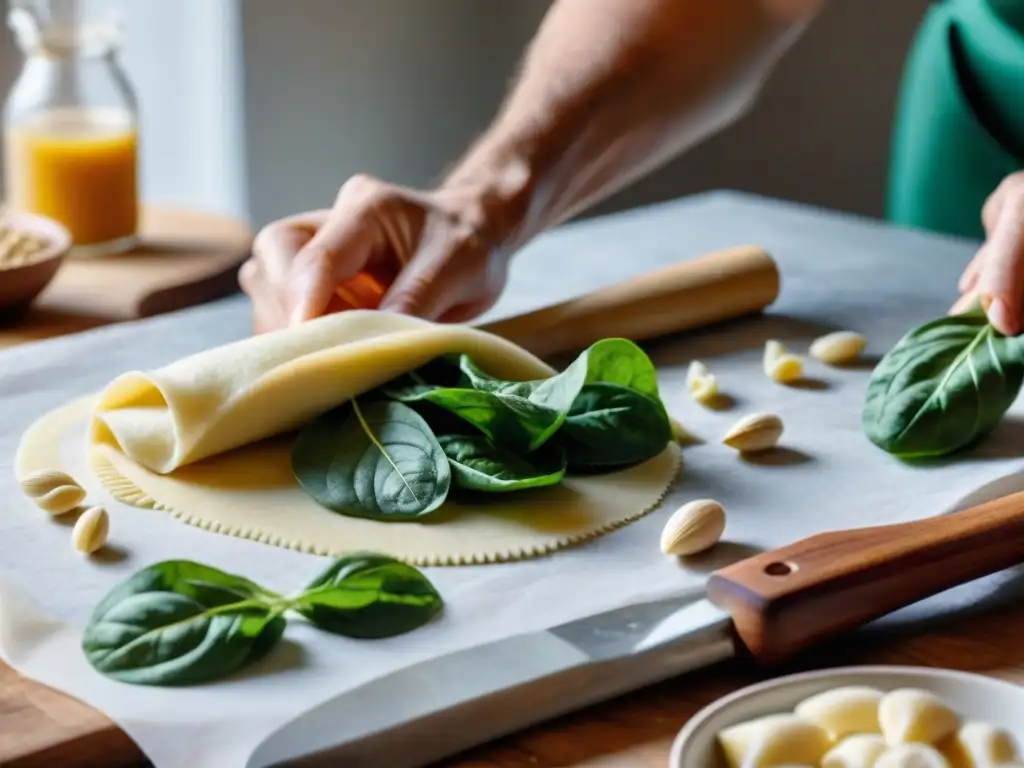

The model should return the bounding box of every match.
[686,360,719,404]
[19,469,86,515]
[0,224,48,270]
[764,339,804,383]
[660,499,725,556]
[809,331,866,366]
[722,413,784,453]
[72,506,109,554]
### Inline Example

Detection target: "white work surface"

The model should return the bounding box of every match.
[3,191,1024,767]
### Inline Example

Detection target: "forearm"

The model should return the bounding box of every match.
[441,0,821,252]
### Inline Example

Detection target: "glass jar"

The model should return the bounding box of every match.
[3,0,139,258]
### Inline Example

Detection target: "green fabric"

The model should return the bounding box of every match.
[886,0,1023,240]
[986,0,1024,34]
[959,0,1024,152]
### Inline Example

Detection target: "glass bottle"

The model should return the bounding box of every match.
[3,0,139,258]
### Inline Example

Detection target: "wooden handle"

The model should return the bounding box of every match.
[478,244,779,358]
[706,490,1024,666]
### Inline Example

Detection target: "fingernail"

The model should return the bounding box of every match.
[951,291,984,315]
[988,297,1017,334]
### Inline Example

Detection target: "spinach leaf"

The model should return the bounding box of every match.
[460,337,661,400]
[437,434,566,492]
[82,553,447,686]
[294,553,443,638]
[438,337,667,451]
[384,385,563,454]
[458,355,585,415]
[556,382,672,470]
[862,310,1024,458]
[577,338,662,399]
[291,399,451,520]
[81,561,287,686]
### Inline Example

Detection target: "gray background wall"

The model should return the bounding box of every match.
[0,0,934,229]
[239,0,934,227]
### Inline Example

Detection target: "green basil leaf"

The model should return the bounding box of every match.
[556,382,672,470]
[437,434,566,492]
[862,310,1024,458]
[295,553,443,638]
[81,561,286,686]
[291,399,451,520]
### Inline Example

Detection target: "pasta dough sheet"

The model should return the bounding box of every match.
[88,311,556,473]
[16,311,681,565]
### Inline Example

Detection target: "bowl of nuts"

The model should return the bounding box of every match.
[0,208,72,319]
[669,665,1024,767]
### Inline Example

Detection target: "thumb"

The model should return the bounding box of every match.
[287,207,377,325]
[977,192,1024,336]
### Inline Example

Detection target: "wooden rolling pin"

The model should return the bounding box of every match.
[478,244,779,358]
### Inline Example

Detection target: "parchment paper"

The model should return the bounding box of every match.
[3,192,1023,767]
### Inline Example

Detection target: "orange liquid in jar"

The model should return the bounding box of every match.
[4,108,138,247]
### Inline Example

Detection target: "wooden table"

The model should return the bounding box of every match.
[0,205,252,350]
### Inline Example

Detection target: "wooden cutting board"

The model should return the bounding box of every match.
[0,205,252,348]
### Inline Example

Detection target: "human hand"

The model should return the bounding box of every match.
[240,174,513,334]
[953,171,1024,336]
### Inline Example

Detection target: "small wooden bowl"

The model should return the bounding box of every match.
[0,210,72,320]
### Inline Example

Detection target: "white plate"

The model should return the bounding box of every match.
[669,665,1024,767]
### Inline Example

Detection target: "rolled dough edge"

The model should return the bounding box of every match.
[88,446,682,566]
[17,396,683,567]
[88,448,679,569]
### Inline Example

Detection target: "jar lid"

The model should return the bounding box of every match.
[7,0,121,56]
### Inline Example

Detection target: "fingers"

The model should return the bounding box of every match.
[953,177,1013,313]
[244,172,502,330]
[287,186,382,324]
[379,226,494,321]
[981,172,1019,235]
[290,176,429,324]
[950,291,981,316]
[242,210,331,333]
[975,179,1024,336]
[377,252,452,320]
[957,248,984,295]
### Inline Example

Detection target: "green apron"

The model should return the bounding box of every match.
[886,0,1024,240]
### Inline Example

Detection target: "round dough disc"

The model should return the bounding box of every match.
[17,397,681,566]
